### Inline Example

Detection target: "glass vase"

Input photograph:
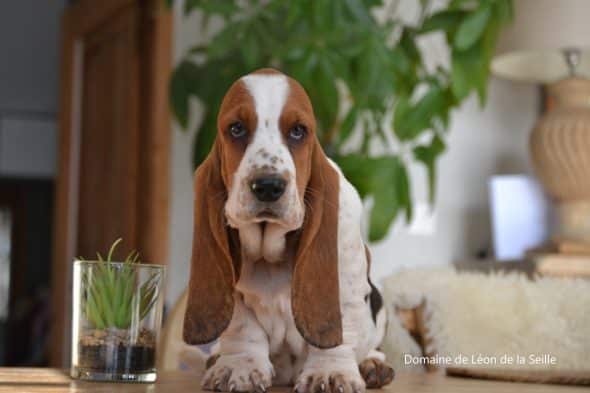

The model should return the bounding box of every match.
[71,260,165,382]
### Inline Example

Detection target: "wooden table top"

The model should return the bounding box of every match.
[0,368,586,393]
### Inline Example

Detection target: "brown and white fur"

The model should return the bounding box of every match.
[184,69,393,393]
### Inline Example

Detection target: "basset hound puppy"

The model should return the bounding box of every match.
[184,68,394,393]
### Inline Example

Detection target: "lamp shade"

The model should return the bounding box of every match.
[491,0,590,83]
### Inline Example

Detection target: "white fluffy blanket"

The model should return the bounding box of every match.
[380,268,590,373]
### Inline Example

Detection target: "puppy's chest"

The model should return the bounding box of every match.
[235,259,305,356]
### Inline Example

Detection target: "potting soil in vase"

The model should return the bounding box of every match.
[77,327,156,374]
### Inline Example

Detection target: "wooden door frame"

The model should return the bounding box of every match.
[50,0,172,367]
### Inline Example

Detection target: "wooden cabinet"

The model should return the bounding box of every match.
[51,0,172,367]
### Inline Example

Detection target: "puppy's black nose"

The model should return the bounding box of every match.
[250,177,286,202]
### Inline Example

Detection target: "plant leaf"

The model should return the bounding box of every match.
[397,162,412,222]
[420,10,466,34]
[118,270,135,328]
[170,63,192,129]
[362,0,384,7]
[342,0,373,24]
[367,157,405,241]
[170,60,201,129]
[91,274,115,327]
[413,133,446,203]
[369,184,398,242]
[302,56,340,143]
[451,38,485,101]
[193,108,218,168]
[454,4,491,51]
[336,107,358,149]
[107,238,122,262]
[241,34,260,69]
[336,154,372,198]
[399,29,420,63]
[337,154,409,241]
[86,292,105,329]
[394,86,446,141]
[183,0,199,14]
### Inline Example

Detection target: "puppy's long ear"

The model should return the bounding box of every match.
[292,140,342,349]
[183,141,237,344]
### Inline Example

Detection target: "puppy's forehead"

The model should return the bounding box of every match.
[218,69,314,130]
[241,73,289,124]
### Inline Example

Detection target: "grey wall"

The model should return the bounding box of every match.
[0,0,65,178]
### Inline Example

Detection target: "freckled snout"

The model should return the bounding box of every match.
[250,176,286,202]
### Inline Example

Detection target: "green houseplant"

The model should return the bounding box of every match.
[71,239,166,383]
[170,0,513,241]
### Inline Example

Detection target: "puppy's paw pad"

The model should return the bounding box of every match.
[359,358,394,388]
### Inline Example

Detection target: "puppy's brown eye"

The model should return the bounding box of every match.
[229,122,247,138]
[288,124,306,141]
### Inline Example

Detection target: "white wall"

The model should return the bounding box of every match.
[371,79,536,281]
[166,2,537,305]
[167,7,211,306]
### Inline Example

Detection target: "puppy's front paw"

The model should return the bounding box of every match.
[202,354,274,392]
[359,358,394,388]
[295,365,365,393]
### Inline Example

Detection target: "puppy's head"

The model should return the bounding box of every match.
[218,69,315,232]
[183,69,342,349]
